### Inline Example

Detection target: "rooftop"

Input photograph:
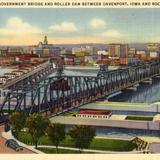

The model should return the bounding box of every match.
[78,109,111,115]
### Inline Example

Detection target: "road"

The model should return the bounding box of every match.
[50,116,160,131]
[37,145,142,154]
[0,125,34,153]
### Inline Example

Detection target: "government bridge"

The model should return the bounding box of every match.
[0,60,160,120]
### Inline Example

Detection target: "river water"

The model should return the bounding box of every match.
[108,78,160,103]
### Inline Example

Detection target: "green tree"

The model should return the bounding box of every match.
[68,125,96,151]
[9,111,26,137]
[47,123,65,153]
[26,113,50,149]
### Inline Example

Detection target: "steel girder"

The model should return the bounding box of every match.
[1,62,160,118]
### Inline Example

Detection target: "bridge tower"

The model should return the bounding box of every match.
[97,64,108,77]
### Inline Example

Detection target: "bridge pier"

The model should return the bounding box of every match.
[140,78,152,85]
[154,75,160,79]
[123,86,138,92]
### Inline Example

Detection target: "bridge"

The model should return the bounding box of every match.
[0,60,160,120]
[0,61,55,92]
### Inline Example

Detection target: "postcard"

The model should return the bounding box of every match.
[0,0,160,160]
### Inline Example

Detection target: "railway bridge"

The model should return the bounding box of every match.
[0,61,160,119]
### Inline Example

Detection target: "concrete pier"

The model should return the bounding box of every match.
[140,78,152,84]
[154,75,160,79]
[124,86,137,92]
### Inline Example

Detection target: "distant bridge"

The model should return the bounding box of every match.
[1,60,160,119]
[0,61,55,91]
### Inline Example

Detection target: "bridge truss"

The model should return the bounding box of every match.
[0,61,160,119]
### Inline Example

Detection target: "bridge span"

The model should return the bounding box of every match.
[0,61,55,93]
[0,61,160,119]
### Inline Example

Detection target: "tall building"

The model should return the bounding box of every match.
[108,44,128,58]
[128,48,136,57]
[43,35,48,45]
[108,44,120,57]
[147,43,159,52]
[33,36,61,57]
[72,46,97,55]
[120,44,129,58]
[146,43,159,59]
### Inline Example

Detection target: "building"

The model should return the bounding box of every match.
[18,53,39,62]
[76,109,112,119]
[120,44,128,58]
[108,44,120,57]
[12,70,24,76]
[4,73,17,79]
[97,50,108,55]
[0,76,8,84]
[0,48,8,56]
[62,53,75,65]
[7,47,23,56]
[0,56,15,66]
[72,46,99,65]
[136,50,149,60]
[146,44,160,59]
[128,48,136,57]
[147,43,159,52]
[108,44,128,58]
[33,36,61,57]
[72,46,99,56]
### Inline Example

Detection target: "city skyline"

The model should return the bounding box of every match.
[0,8,160,45]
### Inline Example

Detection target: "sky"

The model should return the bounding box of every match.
[0,8,160,45]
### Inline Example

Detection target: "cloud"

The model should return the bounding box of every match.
[49,21,78,32]
[0,17,124,45]
[90,18,106,28]
[0,17,42,36]
[101,29,122,38]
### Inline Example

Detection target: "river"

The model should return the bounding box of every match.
[108,78,160,103]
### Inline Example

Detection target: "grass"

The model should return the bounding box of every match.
[37,147,94,153]
[154,102,160,105]
[90,138,136,151]
[95,101,149,106]
[61,112,76,117]
[16,132,136,152]
[126,116,153,121]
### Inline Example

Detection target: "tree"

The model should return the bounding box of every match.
[26,113,50,149]
[47,123,65,153]
[9,111,26,137]
[68,125,96,151]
